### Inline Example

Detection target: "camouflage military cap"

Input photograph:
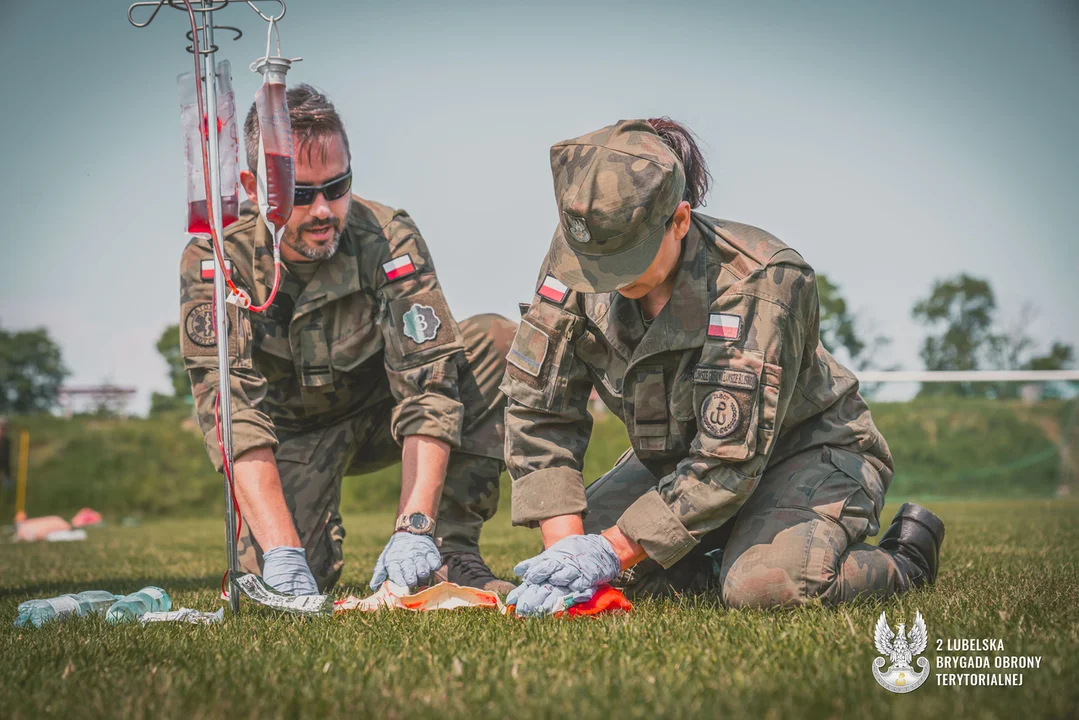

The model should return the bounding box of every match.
[546,119,686,293]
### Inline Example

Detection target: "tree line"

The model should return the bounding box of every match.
[0,272,1074,415]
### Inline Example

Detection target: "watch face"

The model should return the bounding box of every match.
[409,513,430,531]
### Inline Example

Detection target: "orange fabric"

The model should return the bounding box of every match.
[334,581,504,613]
[561,585,633,616]
[505,585,633,617]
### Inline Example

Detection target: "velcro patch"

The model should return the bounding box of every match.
[693,366,758,390]
[707,313,742,341]
[181,301,239,358]
[537,275,568,305]
[389,290,455,357]
[507,320,549,378]
[382,254,416,282]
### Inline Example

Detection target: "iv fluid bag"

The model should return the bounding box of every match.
[178,60,240,236]
[254,71,294,232]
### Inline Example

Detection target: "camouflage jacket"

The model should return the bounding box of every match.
[501,212,893,567]
[180,198,468,470]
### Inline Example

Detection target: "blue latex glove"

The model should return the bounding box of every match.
[262,546,319,596]
[369,532,442,590]
[513,534,622,593]
[506,581,596,617]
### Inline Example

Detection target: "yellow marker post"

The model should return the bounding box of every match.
[15,430,29,518]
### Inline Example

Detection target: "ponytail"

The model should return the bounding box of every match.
[647,117,712,209]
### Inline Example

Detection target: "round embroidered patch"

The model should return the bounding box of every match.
[185,302,217,347]
[699,389,740,438]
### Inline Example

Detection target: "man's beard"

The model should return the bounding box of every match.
[283,217,343,261]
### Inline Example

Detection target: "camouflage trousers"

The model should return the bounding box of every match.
[239,314,515,591]
[584,445,911,608]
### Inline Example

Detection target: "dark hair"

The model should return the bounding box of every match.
[647,117,712,209]
[244,83,351,173]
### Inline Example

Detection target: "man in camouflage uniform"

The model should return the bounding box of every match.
[503,119,945,614]
[181,84,515,595]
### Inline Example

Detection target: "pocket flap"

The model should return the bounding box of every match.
[633,366,667,438]
[300,325,333,388]
[827,447,885,516]
[507,320,549,378]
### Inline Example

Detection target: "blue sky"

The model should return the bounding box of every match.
[1,0,1076,412]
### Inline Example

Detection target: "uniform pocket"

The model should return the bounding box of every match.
[826,447,884,535]
[632,366,668,452]
[691,348,763,462]
[501,302,578,412]
[775,448,880,542]
[330,321,381,372]
[299,323,334,388]
[757,362,783,457]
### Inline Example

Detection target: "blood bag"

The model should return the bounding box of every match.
[178,60,240,236]
[252,57,295,232]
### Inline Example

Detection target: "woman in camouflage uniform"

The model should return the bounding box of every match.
[502,119,945,615]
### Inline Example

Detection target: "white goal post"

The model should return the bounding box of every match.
[854,370,1079,383]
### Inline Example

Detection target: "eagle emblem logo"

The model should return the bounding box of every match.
[564,212,591,244]
[873,610,931,693]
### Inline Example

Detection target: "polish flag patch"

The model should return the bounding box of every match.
[537,275,569,305]
[707,313,742,341]
[200,259,232,281]
[382,254,416,282]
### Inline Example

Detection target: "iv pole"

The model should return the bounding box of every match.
[128,0,289,615]
[203,14,242,616]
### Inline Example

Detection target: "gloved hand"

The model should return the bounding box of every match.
[513,534,622,593]
[369,532,442,590]
[506,581,596,617]
[262,546,320,596]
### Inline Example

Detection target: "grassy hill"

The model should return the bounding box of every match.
[3,398,1075,521]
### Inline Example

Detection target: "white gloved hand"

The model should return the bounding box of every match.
[369,533,442,590]
[262,546,319,596]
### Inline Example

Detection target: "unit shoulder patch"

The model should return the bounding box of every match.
[388,290,455,357]
[185,302,217,347]
[699,389,741,438]
[180,300,239,358]
[401,303,441,344]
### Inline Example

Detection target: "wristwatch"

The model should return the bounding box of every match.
[394,512,436,537]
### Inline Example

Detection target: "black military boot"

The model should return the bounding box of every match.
[877,503,946,588]
[432,551,517,595]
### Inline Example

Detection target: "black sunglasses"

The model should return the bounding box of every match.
[294,169,353,206]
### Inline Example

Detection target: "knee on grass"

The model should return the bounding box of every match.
[720,550,821,610]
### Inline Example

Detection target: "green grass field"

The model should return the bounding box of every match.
[2,499,1078,719]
